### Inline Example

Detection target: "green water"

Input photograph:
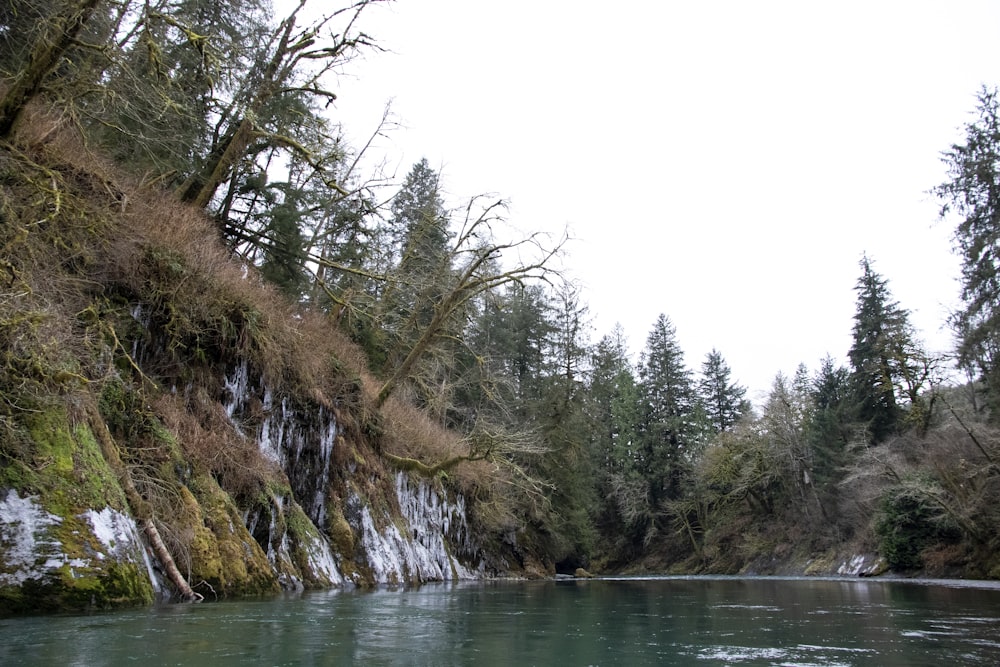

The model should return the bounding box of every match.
[3,576,1000,666]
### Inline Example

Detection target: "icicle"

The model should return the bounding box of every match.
[223,361,250,420]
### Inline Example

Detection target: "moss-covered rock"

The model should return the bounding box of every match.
[0,404,156,615]
[181,475,278,598]
[284,500,343,587]
[0,489,155,615]
[2,406,128,515]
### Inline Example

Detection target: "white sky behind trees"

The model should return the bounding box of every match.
[325,0,1000,401]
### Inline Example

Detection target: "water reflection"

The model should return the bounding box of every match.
[2,577,1000,666]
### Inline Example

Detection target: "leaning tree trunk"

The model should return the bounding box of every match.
[0,0,101,138]
[86,403,202,602]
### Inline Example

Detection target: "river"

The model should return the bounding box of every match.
[3,576,1000,665]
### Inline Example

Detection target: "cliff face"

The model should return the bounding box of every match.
[0,130,513,615]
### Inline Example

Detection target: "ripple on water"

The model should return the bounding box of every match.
[696,642,874,666]
[696,646,790,662]
[712,604,783,612]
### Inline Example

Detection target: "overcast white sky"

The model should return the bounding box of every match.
[327,0,1000,400]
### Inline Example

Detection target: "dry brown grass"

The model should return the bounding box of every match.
[0,111,125,418]
[154,389,281,502]
[100,183,389,420]
[379,394,518,493]
[380,397,463,460]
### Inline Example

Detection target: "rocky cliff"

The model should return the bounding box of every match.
[0,126,527,615]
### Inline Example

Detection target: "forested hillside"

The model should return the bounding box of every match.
[2,0,1000,614]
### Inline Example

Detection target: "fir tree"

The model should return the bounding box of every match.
[848,255,914,442]
[637,314,695,504]
[934,86,1000,416]
[698,348,749,433]
[588,325,640,475]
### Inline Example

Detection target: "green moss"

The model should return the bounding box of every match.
[2,406,126,515]
[0,401,160,615]
[0,456,32,493]
[98,377,152,446]
[57,509,155,606]
[326,502,355,556]
[72,423,128,510]
[24,408,76,475]
[284,500,312,538]
[0,506,155,615]
[48,561,154,611]
[183,475,279,598]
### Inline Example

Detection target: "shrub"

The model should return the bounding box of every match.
[875,481,961,570]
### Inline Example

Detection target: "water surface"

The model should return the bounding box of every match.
[3,576,1000,666]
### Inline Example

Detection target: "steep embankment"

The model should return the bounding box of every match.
[0,120,527,615]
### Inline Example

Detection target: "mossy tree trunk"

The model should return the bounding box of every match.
[0,0,101,139]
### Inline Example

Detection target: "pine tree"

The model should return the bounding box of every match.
[534,281,597,566]
[389,158,449,265]
[587,325,644,557]
[760,371,813,506]
[0,1,64,74]
[467,282,554,414]
[255,181,310,298]
[0,0,102,138]
[94,0,273,178]
[809,356,853,480]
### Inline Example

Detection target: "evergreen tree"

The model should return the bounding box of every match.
[809,356,853,480]
[0,0,65,75]
[466,282,554,418]
[94,0,273,178]
[698,348,749,433]
[760,370,813,507]
[374,159,454,385]
[380,159,451,334]
[550,281,590,397]
[848,255,915,442]
[934,86,1000,416]
[389,158,449,265]
[255,181,310,298]
[637,314,695,507]
[308,186,382,317]
[534,281,597,567]
[588,325,640,475]
[0,0,102,138]
[587,325,644,558]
